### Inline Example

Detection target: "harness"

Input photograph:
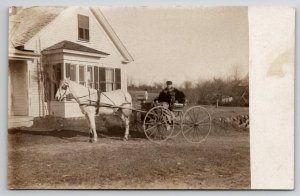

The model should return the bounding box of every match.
[61,81,131,115]
[79,89,119,115]
[96,90,101,114]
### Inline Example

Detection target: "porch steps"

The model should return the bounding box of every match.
[8,116,34,129]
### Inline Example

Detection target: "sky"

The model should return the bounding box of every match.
[101,6,249,86]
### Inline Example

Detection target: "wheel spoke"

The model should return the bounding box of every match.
[154,127,160,139]
[151,112,160,120]
[192,108,197,122]
[196,122,211,126]
[148,127,157,138]
[183,126,194,135]
[145,125,156,132]
[195,126,202,142]
[146,114,156,122]
[188,112,195,123]
[192,126,197,140]
[184,115,193,124]
[144,121,156,125]
[196,116,210,125]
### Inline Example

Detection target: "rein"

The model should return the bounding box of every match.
[59,87,68,100]
[76,91,98,99]
[62,81,128,114]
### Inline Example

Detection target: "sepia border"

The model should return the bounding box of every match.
[1,0,299,195]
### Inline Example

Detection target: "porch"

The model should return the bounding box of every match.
[42,40,122,118]
[8,116,34,129]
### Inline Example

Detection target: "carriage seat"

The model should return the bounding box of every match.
[173,103,184,108]
[172,103,185,112]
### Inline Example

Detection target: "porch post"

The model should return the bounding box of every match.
[62,61,65,79]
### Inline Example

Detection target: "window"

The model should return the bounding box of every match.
[95,67,121,92]
[53,63,62,98]
[105,68,114,91]
[78,14,89,41]
[62,64,121,93]
[65,63,76,81]
[87,66,93,88]
[79,65,85,86]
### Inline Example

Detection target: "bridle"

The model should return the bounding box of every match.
[58,82,69,101]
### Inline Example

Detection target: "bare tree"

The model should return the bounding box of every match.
[183,80,192,90]
[231,65,240,81]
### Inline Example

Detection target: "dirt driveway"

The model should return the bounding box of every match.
[8,126,250,189]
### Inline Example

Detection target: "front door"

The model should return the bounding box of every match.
[9,60,28,116]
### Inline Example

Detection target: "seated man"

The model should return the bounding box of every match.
[154,81,186,110]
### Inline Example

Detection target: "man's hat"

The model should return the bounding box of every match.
[166,81,172,85]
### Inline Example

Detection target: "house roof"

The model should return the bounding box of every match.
[10,6,66,47]
[42,40,110,55]
[90,7,134,63]
[9,6,133,63]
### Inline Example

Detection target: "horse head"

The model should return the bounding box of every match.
[55,78,71,101]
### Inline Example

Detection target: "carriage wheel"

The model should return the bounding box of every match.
[143,106,174,142]
[181,106,211,143]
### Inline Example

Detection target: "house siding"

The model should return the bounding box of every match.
[9,60,28,116]
[27,59,46,117]
[25,7,127,91]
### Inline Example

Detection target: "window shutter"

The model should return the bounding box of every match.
[115,69,121,83]
[99,67,106,82]
[99,68,106,91]
[94,66,98,90]
[115,68,121,90]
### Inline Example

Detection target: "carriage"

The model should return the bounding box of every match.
[130,97,212,143]
[55,79,212,143]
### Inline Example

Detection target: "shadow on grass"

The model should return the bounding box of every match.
[102,125,146,140]
[8,129,89,138]
[8,125,147,140]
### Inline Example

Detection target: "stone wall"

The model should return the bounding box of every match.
[215,114,250,130]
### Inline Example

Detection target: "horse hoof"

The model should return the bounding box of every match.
[123,137,128,141]
[89,138,97,143]
[89,132,94,138]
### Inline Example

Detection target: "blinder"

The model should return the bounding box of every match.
[61,83,68,90]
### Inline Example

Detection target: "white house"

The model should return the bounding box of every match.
[8,6,134,125]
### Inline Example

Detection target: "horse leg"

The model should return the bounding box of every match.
[87,112,98,143]
[121,114,130,141]
[85,114,93,138]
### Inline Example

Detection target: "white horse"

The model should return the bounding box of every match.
[55,78,132,143]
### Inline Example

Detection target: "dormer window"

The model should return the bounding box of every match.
[78,14,89,41]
